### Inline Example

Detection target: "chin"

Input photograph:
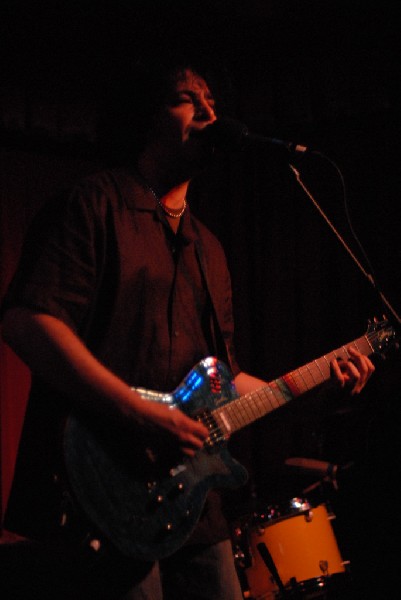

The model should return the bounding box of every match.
[184,142,214,170]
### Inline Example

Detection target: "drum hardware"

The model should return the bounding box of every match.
[284,458,340,491]
[253,498,311,528]
[256,541,286,597]
[285,457,355,496]
[231,520,253,571]
[319,560,328,576]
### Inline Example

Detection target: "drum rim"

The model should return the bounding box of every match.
[253,497,312,527]
[282,571,352,595]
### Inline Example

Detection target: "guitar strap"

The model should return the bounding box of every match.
[194,235,233,373]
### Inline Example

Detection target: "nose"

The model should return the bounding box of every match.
[195,97,216,123]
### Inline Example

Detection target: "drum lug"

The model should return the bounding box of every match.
[305,508,313,522]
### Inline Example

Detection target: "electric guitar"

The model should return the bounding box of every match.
[63,318,397,561]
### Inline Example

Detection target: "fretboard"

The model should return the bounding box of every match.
[213,333,373,436]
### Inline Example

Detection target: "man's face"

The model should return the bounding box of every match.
[147,69,217,172]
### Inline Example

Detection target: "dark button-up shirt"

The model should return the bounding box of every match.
[2,167,240,546]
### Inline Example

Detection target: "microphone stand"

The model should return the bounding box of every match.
[289,160,401,328]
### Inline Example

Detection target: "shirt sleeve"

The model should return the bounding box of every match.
[1,181,107,333]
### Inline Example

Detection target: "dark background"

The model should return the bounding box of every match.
[1,1,400,598]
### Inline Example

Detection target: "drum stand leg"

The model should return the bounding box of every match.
[256,542,288,598]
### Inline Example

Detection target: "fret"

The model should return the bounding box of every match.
[314,357,328,381]
[321,354,331,373]
[229,399,250,432]
[234,399,251,429]
[248,391,265,421]
[215,405,234,435]
[303,363,320,388]
[242,396,259,423]
[353,335,372,355]
[244,392,258,419]
[246,390,263,420]
[292,367,310,392]
[331,347,347,361]
[322,355,333,377]
[283,370,303,396]
[244,395,257,418]
[257,387,279,413]
[214,410,231,438]
[286,366,313,395]
[225,400,243,430]
[253,389,271,416]
[262,387,276,409]
[342,345,351,359]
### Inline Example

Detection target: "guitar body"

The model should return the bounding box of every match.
[63,357,248,561]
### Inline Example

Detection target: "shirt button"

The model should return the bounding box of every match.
[173,330,179,337]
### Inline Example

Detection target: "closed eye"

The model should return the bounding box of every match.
[169,91,215,111]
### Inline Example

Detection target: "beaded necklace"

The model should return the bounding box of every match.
[141,174,187,219]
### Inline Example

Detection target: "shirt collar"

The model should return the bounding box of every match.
[112,167,199,244]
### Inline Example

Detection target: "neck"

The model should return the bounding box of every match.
[137,156,190,209]
[161,181,189,209]
[137,153,189,195]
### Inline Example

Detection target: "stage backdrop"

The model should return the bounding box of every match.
[1,5,400,595]
[0,148,101,520]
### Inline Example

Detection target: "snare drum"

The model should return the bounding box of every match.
[246,499,348,597]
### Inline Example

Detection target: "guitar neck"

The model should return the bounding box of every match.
[213,333,373,436]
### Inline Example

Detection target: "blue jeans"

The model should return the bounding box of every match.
[121,540,244,600]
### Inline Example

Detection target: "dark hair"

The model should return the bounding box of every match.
[96,50,235,165]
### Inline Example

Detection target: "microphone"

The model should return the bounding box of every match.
[200,117,308,155]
